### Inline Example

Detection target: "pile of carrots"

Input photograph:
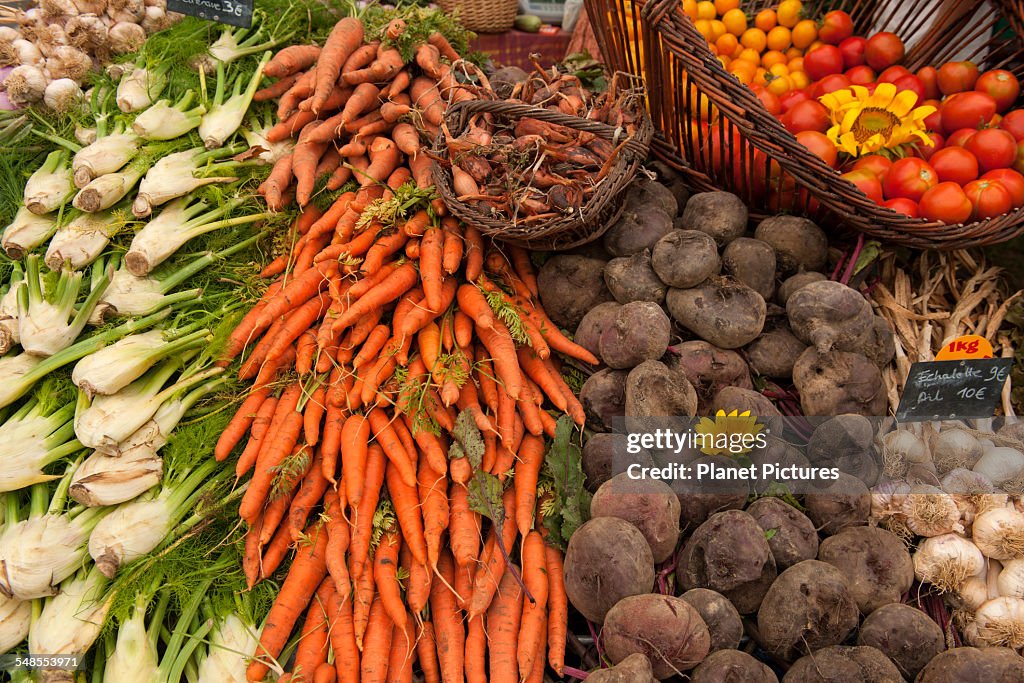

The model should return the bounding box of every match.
[214,13,598,683]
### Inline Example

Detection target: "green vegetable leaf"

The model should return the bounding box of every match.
[765,528,778,540]
[467,471,504,525]
[541,415,590,549]
[451,410,485,468]
[481,285,531,347]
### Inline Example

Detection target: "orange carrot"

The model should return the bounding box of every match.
[468,489,517,617]
[386,69,412,98]
[325,575,361,683]
[476,321,523,400]
[545,544,567,675]
[301,84,351,113]
[515,434,545,537]
[248,524,328,683]
[456,284,494,329]
[258,446,305,544]
[319,403,345,485]
[295,330,318,375]
[508,246,538,296]
[349,445,387,580]
[417,622,442,683]
[462,226,484,282]
[260,515,296,580]
[441,220,463,274]
[392,123,420,157]
[415,43,442,78]
[216,387,269,461]
[250,261,338,336]
[291,579,331,681]
[315,662,337,683]
[343,41,379,72]
[374,524,407,629]
[400,541,432,618]
[386,617,415,683]
[486,563,524,683]
[402,413,447,475]
[234,396,278,475]
[259,153,293,210]
[465,616,487,683]
[419,228,445,312]
[428,31,461,61]
[266,45,321,78]
[328,164,353,191]
[371,48,404,81]
[263,291,330,367]
[517,531,550,676]
[360,335,409,405]
[323,488,351,599]
[448,483,480,568]
[311,17,365,114]
[410,77,443,126]
[293,136,329,207]
[381,101,412,123]
[239,382,300,478]
[223,280,284,363]
[289,450,329,541]
[396,278,456,340]
[524,304,599,365]
[240,408,304,522]
[417,452,449,570]
[361,137,401,186]
[353,567,375,650]
[277,69,316,119]
[384,458,428,566]
[409,152,433,190]
[517,349,566,411]
[244,521,261,589]
[255,71,302,101]
[429,550,465,683]
[303,385,327,446]
[266,110,317,143]
[331,263,418,333]
[362,230,408,274]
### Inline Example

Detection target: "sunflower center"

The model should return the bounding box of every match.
[851,107,900,143]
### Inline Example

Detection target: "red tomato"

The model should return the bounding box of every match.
[878,65,912,84]
[930,146,980,184]
[813,73,853,97]
[999,109,1024,140]
[839,36,867,69]
[845,65,877,86]
[795,130,839,168]
[917,131,945,161]
[819,10,854,45]
[882,157,938,201]
[841,169,884,203]
[964,179,1013,219]
[941,91,998,134]
[981,169,1024,206]
[892,74,926,101]
[922,100,942,131]
[804,45,845,81]
[917,66,941,100]
[865,32,905,72]
[852,154,893,180]
[938,61,980,95]
[782,100,830,133]
[1015,140,1024,175]
[946,128,978,148]
[882,197,919,217]
[919,182,974,223]
[964,127,1017,172]
[976,70,1021,113]
[779,89,811,113]
[751,84,783,116]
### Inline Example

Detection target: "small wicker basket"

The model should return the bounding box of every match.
[585,0,1024,249]
[437,0,519,33]
[432,96,654,251]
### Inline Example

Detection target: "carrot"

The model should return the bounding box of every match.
[538,408,557,438]
[517,380,545,439]
[342,41,379,72]
[476,321,523,400]
[401,541,432,617]
[517,349,566,411]
[396,278,456,340]
[325,575,361,683]
[417,622,442,683]
[353,566,375,649]
[277,69,317,119]
[361,137,401,187]
[348,444,387,580]
[515,434,545,537]
[508,246,538,296]
[323,488,351,599]
[328,164,354,191]
[448,483,480,568]
[525,612,548,683]
[259,256,288,280]
[543,543,567,675]
[468,489,517,617]
[524,304,599,365]
[311,17,365,114]
[440,219,463,274]
[248,524,328,682]
[486,563,524,683]
[415,43,442,79]
[319,403,345,485]
[314,146,342,182]
[259,153,294,211]
[339,82,380,126]
[266,110,317,143]
[418,228,446,312]
[289,451,329,541]
[302,385,327,446]
[295,331,318,375]
[392,123,420,157]
[266,45,322,78]
[409,153,433,190]
[374,524,408,629]
[386,69,412,98]
[450,455,472,485]
[517,531,550,676]
[301,84,351,113]
[264,292,330,366]
[244,520,261,589]
[315,662,337,683]
[372,48,404,79]
[233,395,277,478]
[251,261,338,336]
[362,230,408,274]
[417,452,449,570]
[260,515,296,580]
[384,458,428,565]
[428,31,461,61]
[293,138,329,208]
[240,410,304,522]
[223,279,284,362]
[456,284,494,329]
[459,226,483,282]
[216,387,270,461]
[542,356,586,426]
[258,445,305,544]
[360,336,409,405]
[291,579,331,682]
[464,615,487,683]
[239,383,300,478]
[429,550,465,683]
[381,100,411,123]
[402,413,447,475]
[386,166,412,192]
[457,380,495,435]
[410,77,444,126]
[255,71,302,102]
[331,263,418,333]
[386,617,415,683]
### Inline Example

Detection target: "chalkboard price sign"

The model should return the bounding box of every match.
[896,358,1013,422]
[167,0,253,28]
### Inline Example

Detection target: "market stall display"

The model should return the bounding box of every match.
[1,0,1024,681]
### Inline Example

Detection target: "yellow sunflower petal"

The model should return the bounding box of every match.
[890,89,920,117]
[837,131,860,155]
[866,82,898,108]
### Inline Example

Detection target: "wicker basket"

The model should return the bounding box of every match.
[432,97,654,251]
[437,0,519,33]
[585,0,1024,249]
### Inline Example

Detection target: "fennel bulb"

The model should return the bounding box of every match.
[18,256,110,357]
[72,132,140,188]
[45,209,120,270]
[0,512,96,599]
[131,150,239,218]
[132,91,206,141]
[0,353,43,407]
[243,123,293,164]
[0,594,30,654]
[116,66,168,113]
[29,568,111,660]
[24,149,73,215]
[199,52,270,150]
[89,493,173,577]
[0,401,79,493]
[70,444,162,507]
[2,206,58,259]
[197,614,261,683]
[104,594,159,683]
[91,269,173,323]
[0,268,23,355]
[72,328,211,396]
[72,155,148,213]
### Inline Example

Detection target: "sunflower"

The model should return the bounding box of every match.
[693,409,765,457]
[818,83,936,157]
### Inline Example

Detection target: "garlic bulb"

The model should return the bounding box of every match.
[997,559,1024,598]
[43,78,83,112]
[913,533,986,592]
[973,597,1024,648]
[871,480,911,519]
[108,21,145,54]
[4,65,46,105]
[975,447,1024,486]
[902,485,964,536]
[73,0,108,16]
[45,45,93,82]
[64,14,107,50]
[11,39,43,66]
[941,468,995,495]
[933,429,985,474]
[973,506,1024,560]
[107,0,144,22]
[884,429,931,464]
[958,574,990,611]
[39,0,79,19]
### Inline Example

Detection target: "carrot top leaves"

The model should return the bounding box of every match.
[481,286,531,346]
[363,6,473,63]
[356,180,437,231]
[449,410,484,468]
[540,415,590,549]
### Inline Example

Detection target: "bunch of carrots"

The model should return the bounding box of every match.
[214,12,599,683]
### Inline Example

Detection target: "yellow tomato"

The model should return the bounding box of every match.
[768,63,789,76]
[754,67,769,85]
[714,0,740,13]
[766,26,792,52]
[737,47,761,65]
[787,56,804,72]
[721,8,747,36]
[729,60,756,83]
[689,85,717,121]
[754,9,777,32]
[717,54,730,68]
[694,19,713,39]
[761,50,787,68]
[808,39,825,51]
[716,33,739,56]
[786,47,803,59]
[767,75,793,95]
[789,70,810,88]
[709,19,727,41]
[682,0,698,19]
[740,28,767,52]
[696,1,716,20]
[777,0,802,28]
[732,42,745,58]
[791,19,818,49]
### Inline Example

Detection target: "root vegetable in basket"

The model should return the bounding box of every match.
[624,360,697,418]
[601,594,711,679]
[666,277,767,350]
[857,604,945,679]
[678,192,748,246]
[784,645,903,682]
[599,301,671,370]
[690,650,778,683]
[590,473,680,563]
[604,249,667,305]
[650,230,721,289]
[722,237,777,300]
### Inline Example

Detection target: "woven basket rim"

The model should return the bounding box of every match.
[431,82,654,250]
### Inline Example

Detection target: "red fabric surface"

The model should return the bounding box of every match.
[470,29,572,69]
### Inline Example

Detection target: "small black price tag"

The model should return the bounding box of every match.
[167,0,253,28]
[896,358,1012,422]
